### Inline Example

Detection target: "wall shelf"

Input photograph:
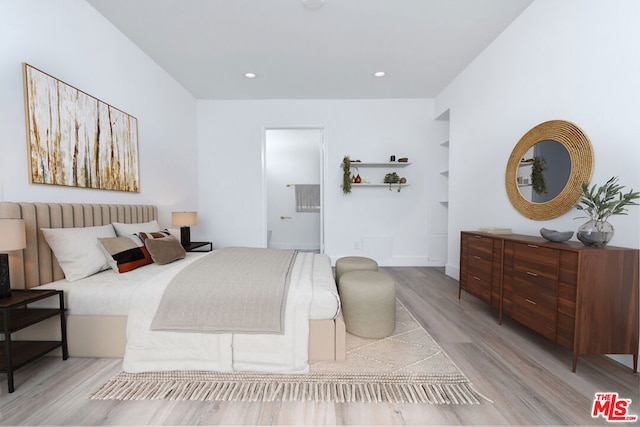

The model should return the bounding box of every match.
[348,161,411,167]
[350,183,411,188]
[343,159,412,190]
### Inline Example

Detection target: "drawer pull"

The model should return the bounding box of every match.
[526,271,538,277]
[527,244,539,248]
[473,276,481,281]
[473,255,481,260]
[525,298,537,305]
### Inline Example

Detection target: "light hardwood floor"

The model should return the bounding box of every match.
[1,267,638,425]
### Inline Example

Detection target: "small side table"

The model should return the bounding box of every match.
[183,241,213,252]
[0,290,68,393]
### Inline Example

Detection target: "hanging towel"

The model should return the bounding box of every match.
[295,184,320,213]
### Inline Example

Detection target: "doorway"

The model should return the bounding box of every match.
[264,128,324,252]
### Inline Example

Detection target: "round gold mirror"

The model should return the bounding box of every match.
[505,120,593,220]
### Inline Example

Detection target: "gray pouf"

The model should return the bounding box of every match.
[338,270,396,339]
[335,256,378,284]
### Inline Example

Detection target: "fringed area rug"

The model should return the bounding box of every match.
[91,301,485,404]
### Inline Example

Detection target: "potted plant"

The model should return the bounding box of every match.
[574,176,639,247]
[384,172,401,192]
[342,156,351,194]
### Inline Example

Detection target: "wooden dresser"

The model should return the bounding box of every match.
[459,231,639,372]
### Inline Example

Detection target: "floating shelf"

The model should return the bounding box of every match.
[348,162,411,167]
[348,183,411,188]
[342,159,411,191]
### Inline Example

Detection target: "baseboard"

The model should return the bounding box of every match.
[269,242,321,251]
[379,257,445,267]
[328,256,445,267]
[445,263,460,280]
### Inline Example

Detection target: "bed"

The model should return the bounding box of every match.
[0,202,346,368]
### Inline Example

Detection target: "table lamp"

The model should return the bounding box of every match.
[171,211,197,247]
[0,219,26,298]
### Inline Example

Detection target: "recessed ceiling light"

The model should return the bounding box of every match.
[373,71,386,77]
[244,72,257,79]
[302,0,325,9]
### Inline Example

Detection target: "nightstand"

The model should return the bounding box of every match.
[0,290,68,393]
[183,241,213,252]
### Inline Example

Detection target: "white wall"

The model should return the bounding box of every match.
[0,0,199,226]
[436,0,640,277]
[197,99,446,265]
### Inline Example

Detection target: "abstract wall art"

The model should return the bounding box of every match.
[23,63,139,192]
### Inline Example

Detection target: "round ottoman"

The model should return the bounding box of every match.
[338,270,395,338]
[335,256,378,284]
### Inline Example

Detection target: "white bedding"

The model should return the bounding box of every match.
[32,253,205,314]
[123,250,317,373]
[33,252,340,320]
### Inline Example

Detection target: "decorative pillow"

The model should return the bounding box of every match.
[143,235,186,265]
[98,236,153,273]
[112,220,161,237]
[41,224,116,281]
[138,230,172,241]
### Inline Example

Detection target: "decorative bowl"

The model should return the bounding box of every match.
[540,228,573,242]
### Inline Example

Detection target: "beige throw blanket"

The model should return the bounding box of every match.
[150,247,297,334]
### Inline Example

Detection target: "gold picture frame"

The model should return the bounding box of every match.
[23,63,139,192]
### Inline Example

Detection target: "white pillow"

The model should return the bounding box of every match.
[41,224,116,281]
[112,220,161,237]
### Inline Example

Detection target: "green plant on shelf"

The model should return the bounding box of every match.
[384,172,401,192]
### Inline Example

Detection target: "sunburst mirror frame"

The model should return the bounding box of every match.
[505,120,594,220]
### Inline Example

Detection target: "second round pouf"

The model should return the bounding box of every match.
[338,270,396,339]
[335,256,378,284]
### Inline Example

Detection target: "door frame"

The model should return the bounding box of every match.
[262,126,326,253]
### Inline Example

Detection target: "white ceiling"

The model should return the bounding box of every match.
[86,0,533,100]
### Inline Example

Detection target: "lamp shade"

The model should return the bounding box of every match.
[0,219,26,252]
[172,212,198,227]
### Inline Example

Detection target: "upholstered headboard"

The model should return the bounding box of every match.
[0,202,157,289]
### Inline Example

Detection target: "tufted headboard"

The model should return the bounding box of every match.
[0,202,157,289]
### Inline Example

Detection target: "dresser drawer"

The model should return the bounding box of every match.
[513,243,559,279]
[512,294,557,340]
[513,270,557,310]
[467,255,492,282]
[556,313,575,349]
[463,273,491,304]
[467,234,493,260]
[557,281,576,317]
